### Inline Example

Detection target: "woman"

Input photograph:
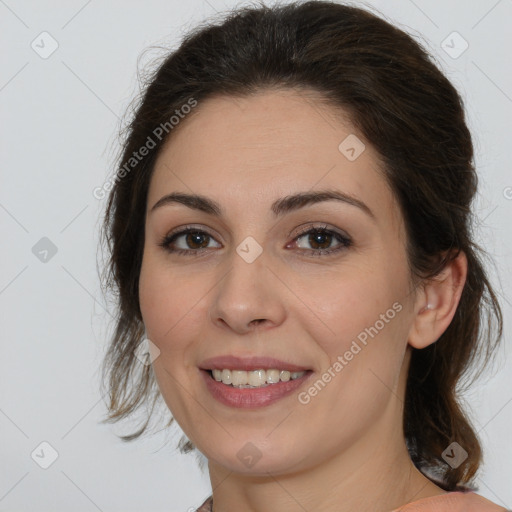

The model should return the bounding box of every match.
[98,2,509,511]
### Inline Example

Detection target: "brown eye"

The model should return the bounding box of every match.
[183,232,210,249]
[293,226,352,256]
[304,231,334,250]
[158,227,221,255]
[158,224,351,257]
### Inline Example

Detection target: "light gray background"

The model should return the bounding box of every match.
[1,0,511,510]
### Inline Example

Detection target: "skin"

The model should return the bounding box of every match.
[138,88,468,512]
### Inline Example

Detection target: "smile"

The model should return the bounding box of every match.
[201,368,312,408]
[210,368,306,388]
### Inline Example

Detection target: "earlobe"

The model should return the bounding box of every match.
[408,251,468,350]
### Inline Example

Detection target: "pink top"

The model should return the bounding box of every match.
[195,491,510,511]
[390,491,510,511]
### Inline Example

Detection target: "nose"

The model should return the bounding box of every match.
[209,247,287,335]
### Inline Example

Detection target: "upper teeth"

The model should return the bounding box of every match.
[212,369,306,387]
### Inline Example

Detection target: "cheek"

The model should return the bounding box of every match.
[139,260,171,341]
[139,254,187,348]
[300,259,411,394]
[138,255,208,422]
[305,265,407,344]
[138,252,213,362]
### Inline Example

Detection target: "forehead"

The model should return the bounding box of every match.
[148,89,400,228]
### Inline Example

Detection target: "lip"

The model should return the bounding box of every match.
[200,368,313,408]
[199,355,311,372]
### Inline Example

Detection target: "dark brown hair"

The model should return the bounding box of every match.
[98,0,503,491]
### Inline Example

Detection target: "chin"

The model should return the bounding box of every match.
[197,433,310,476]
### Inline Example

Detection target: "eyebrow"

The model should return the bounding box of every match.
[149,189,375,220]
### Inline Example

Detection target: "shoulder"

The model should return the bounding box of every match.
[194,492,509,512]
[461,492,511,512]
[194,495,213,512]
[393,491,510,512]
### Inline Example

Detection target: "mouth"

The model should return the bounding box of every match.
[199,356,313,408]
[208,368,307,388]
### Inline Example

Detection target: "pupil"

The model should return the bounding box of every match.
[187,232,208,249]
[310,231,331,249]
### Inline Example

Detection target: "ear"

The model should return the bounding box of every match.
[408,250,468,349]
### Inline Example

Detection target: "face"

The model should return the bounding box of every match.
[139,89,418,476]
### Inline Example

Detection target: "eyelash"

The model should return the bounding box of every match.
[157,224,352,258]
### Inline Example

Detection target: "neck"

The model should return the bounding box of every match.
[208,437,443,512]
